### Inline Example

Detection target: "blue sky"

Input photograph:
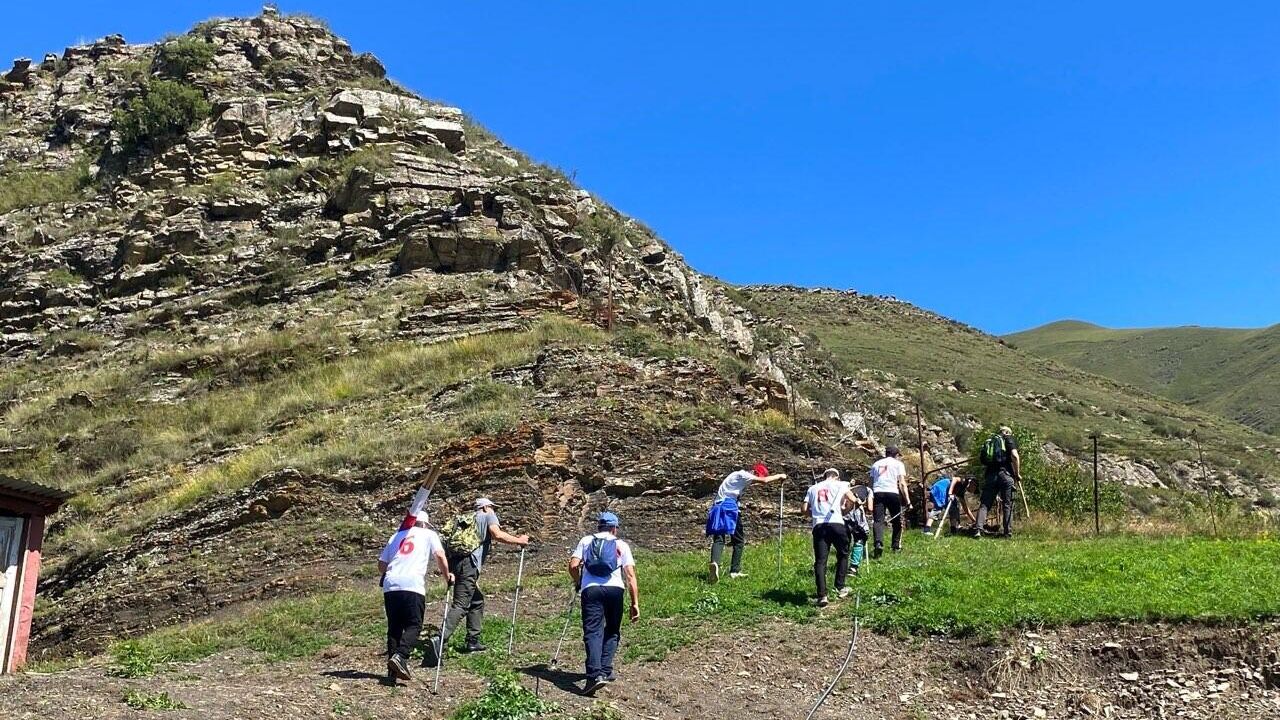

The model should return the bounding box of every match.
[3,2,1277,334]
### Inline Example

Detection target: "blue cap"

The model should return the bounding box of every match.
[597,511,620,529]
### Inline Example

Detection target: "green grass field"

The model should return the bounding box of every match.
[94,532,1280,678]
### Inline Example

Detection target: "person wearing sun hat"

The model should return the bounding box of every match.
[706,463,789,583]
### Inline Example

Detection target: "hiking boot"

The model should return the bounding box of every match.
[707,561,720,585]
[871,546,883,560]
[891,546,902,553]
[837,586,852,599]
[728,572,748,579]
[463,642,488,654]
[849,565,859,577]
[422,636,442,668]
[816,595,830,608]
[584,676,609,695]
[388,653,411,680]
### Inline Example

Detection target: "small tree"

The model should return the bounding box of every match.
[113,80,210,150]
[155,36,215,79]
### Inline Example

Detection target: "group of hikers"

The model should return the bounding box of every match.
[373,426,1022,693]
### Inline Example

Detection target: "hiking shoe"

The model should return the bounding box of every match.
[388,653,411,680]
[463,642,488,654]
[816,595,830,608]
[837,587,852,599]
[871,546,883,560]
[422,636,442,667]
[729,572,748,579]
[584,676,609,695]
[708,561,720,585]
[849,565,859,576]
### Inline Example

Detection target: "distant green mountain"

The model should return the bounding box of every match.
[1006,321,1280,435]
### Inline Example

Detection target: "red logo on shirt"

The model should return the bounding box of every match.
[398,539,415,555]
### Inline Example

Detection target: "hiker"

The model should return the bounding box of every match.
[869,446,911,556]
[947,476,976,533]
[428,497,529,662]
[973,426,1021,538]
[706,464,789,583]
[804,468,855,606]
[378,483,453,682]
[923,475,953,534]
[845,475,873,575]
[569,511,640,695]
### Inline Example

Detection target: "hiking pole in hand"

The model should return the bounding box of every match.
[933,497,955,539]
[1016,478,1032,520]
[537,588,579,699]
[506,546,527,658]
[777,483,784,577]
[804,590,862,720]
[431,578,452,695]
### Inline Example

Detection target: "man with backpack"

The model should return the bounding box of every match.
[706,464,789,583]
[974,426,1021,538]
[569,511,640,695]
[804,468,856,606]
[869,446,912,557]
[378,481,453,682]
[427,497,529,662]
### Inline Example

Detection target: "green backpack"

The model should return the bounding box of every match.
[979,434,1008,468]
[440,512,483,559]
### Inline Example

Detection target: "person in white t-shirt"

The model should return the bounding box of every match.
[377,482,453,683]
[569,511,640,695]
[707,464,789,584]
[803,468,856,606]
[869,446,913,557]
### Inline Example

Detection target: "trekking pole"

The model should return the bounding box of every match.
[777,483,785,576]
[537,589,578,698]
[506,547,527,658]
[804,590,861,720]
[933,497,954,539]
[431,579,452,695]
[1016,479,1032,520]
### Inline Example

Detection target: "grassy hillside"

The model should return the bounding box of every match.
[1007,321,1280,435]
[739,288,1279,482]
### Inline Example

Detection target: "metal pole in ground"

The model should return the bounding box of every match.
[1194,435,1217,536]
[506,547,527,658]
[915,403,927,526]
[1091,434,1100,535]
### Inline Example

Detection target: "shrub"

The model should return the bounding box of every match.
[123,690,186,711]
[452,674,556,720]
[968,425,1124,519]
[156,36,215,78]
[110,639,166,677]
[113,79,210,149]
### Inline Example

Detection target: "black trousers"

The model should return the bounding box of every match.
[873,492,904,551]
[710,516,746,574]
[812,522,851,599]
[384,590,426,658]
[977,470,1015,534]
[581,585,625,681]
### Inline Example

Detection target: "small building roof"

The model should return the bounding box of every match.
[0,475,71,514]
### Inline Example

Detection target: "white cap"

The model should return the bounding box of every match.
[474,497,495,510]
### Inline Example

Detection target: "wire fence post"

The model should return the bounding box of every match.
[1194,435,1217,537]
[915,402,927,527]
[1091,434,1100,535]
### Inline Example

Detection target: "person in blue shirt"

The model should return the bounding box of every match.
[923,475,974,535]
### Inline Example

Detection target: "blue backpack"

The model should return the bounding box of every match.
[586,536,620,576]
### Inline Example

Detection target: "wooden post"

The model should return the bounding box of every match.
[1194,436,1217,536]
[915,403,926,526]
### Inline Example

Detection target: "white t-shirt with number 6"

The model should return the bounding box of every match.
[379,526,444,596]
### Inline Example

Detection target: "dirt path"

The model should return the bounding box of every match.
[7,605,1278,720]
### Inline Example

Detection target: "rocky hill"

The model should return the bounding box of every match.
[1006,320,1280,436]
[0,9,1276,664]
